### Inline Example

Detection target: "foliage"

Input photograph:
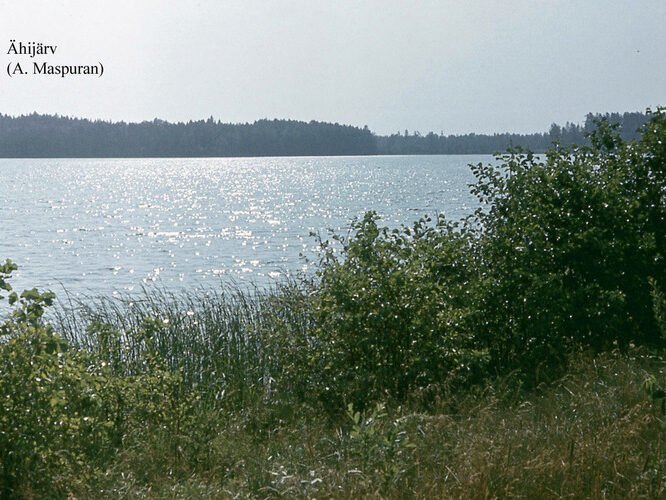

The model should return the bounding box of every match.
[0,109,664,496]
[308,212,488,411]
[0,265,198,497]
[0,263,106,495]
[470,109,665,377]
[0,323,109,496]
[340,402,417,485]
[297,109,664,408]
[650,278,666,342]
[0,259,18,302]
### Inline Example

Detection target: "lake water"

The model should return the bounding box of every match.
[0,155,489,300]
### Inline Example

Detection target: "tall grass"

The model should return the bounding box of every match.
[48,285,665,498]
[0,274,653,497]
[53,280,313,410]
[69,346,664,498]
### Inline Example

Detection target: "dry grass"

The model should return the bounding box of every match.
[78,347,664,499]
[412,348,665,499]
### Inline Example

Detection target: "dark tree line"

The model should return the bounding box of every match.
[0,116,378,157]
[378,111,650,154]
[0,111,650,157]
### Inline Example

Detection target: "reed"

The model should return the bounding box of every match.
[53,279,313,410]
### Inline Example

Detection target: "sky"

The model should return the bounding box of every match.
[0,0,664,135]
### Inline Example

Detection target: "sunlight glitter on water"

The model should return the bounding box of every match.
[0,155,486,298]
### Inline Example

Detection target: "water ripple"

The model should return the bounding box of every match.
[0,155,486,298]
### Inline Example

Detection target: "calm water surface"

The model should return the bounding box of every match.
[0,155,489,299]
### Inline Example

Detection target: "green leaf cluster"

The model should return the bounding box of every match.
[0,267,198,497]
[305,109,665,410]
[473,110,665,376]
[308,212,488,411]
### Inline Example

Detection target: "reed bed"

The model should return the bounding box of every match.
[53,280,313,409]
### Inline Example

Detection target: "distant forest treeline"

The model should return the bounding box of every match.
[0,111,651,157]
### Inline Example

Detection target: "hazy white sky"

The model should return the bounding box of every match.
[1,0,664,135]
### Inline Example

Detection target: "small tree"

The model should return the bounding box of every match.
[309,213,488,411]
[470,109,665,376]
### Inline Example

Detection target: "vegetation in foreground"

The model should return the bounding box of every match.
[0,110,664,498]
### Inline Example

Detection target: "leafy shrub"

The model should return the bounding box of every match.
[340,402,417,486]
[0,261,199,497]
[308,212,488,411]
[306,109,665,404]
[0,261,112,495]
[470,110,665,376]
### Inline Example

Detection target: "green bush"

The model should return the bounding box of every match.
[308,212,488,411]
[0,262,199,497]
[0,261,112,495]
[305,109,665,404]
[470,110,665,376]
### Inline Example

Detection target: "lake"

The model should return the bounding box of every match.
[0,155,489,300]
